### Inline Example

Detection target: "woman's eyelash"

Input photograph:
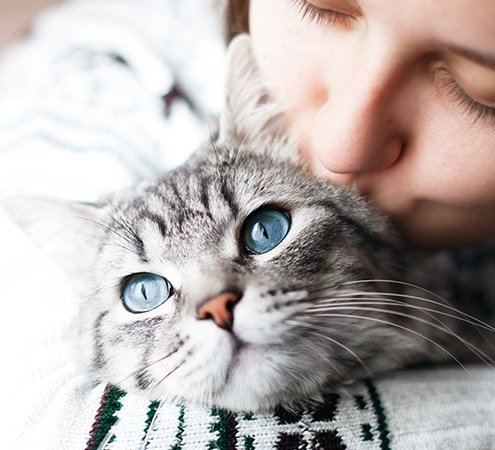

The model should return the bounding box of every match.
[289,0,353,26]
[440,71,495,125]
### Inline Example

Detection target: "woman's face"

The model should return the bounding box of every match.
[249,0,495,250]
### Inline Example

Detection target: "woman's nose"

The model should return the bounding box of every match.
[310,58,408,179]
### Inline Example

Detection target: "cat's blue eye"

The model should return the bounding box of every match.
[121,273,172,313]
[242,208,291,254]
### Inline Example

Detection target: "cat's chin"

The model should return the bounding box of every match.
[192,343,331,412]
[130,340,327,412]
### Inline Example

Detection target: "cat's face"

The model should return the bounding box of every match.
[75,145,425,411]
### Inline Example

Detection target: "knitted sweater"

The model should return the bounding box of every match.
[0,1,493,449]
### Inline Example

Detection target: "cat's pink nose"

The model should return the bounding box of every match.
[197,291,240,331]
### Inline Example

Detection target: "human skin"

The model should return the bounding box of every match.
[0,0,64,52]
[249,0,495,250]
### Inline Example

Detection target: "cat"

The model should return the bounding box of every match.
[5,35,494,412]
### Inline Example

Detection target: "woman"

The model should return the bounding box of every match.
[227,0,495,250]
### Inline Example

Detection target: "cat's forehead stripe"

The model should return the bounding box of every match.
[92,311,110,371]
[198,176,211,213]
[134,234,148,263]
[218,179,239,218]
[137,209,168,239]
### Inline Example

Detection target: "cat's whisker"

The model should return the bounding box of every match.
[236,119,259,161]
[305,285,495,367]
[309,296,495,334]
[68,214,139,252]
[308,311,485,372]
[277,284,495,363]
[101,200,143,245]
[305,281,495,336]
[308,297,495,367]
[343,278,450,305]
[183,103,219,146]
[99,241,142,257]
[285,319,373,378]
[329,291,495,357]
[116,347,180,387]
[154,360,186,389]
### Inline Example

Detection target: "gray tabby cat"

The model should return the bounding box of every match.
[6,35,493,412]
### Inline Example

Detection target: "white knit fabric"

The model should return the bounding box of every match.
[0,1,494,449]
[0,0,225,201]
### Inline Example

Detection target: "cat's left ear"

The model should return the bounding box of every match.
[218,34,294,156]
[2,195,107,283]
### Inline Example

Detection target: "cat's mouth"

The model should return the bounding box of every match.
[224,328,267,372]
[233,334,246,352]
[228,330,253,363]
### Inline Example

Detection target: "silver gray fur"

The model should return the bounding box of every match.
[6,35,494,412]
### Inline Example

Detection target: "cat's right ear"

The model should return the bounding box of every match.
[218,34,294,157]
[2,195,106,282]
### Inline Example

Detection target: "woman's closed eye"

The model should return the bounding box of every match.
[436,68,495,125]
[289,0,355,27]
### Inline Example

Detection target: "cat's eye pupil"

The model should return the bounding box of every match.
[242,208,291,254]
[252,222,269,241]
[122,273,171,313]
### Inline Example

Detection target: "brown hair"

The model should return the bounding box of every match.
[224,0,250,42]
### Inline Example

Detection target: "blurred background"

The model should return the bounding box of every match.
[0,0,63,52]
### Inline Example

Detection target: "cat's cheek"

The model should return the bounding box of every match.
[232,291,307,346]
[233,312,289,346]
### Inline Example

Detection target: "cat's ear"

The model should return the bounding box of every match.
[2,195,106,282]
[218,34,294,154]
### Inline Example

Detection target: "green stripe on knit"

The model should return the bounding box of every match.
[361,423,374,441]
[244,435,255,450]
[143,400,160,440]
[93,386,126,450]
[365,379,391,450]
[171,405,186,450]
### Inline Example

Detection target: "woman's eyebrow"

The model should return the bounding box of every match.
[449,45,495,70]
